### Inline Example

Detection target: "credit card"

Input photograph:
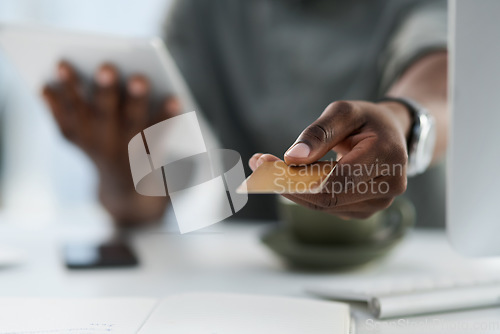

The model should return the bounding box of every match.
[236,160,337,194]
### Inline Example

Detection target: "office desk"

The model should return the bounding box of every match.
[1,208,500,334]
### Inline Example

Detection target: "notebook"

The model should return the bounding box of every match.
[0,293,352,334]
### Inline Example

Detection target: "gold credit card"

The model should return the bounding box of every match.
[236,160,337,194]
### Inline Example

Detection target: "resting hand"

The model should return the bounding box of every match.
[42,61,181,226]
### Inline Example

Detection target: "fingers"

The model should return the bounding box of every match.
[58,60,79,85]
[330,131,407,196]
[43,61,90,143]
[282,134,406,210]
[162,95,182,119]
[42,85,72,138]
[249,153,263,171]
[151,95,182,125]
[249,153,281,171]
[284,101,365,165]
[59,61,95,148]
[288,173,405,209]
[325,135,382,193]
[124,75,150,137]
[93,64,120,158]
[58,61,86,114]
[94,64,120,117]
[43,60,182,171]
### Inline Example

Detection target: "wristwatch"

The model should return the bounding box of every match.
[379,97,436,177]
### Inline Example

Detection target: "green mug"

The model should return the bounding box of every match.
[278,196,415,246]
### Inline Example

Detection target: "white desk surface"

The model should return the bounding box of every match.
[1,208,500,334]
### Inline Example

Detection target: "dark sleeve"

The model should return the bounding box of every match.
[162,0,218,108]
[162,0,230,136]
[163,0,206,69]
[380,0,448,92]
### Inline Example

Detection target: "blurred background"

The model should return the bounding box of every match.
[0,0,172,224]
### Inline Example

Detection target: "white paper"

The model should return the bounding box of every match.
[0,294,351,334]
[138,293,351,334]
[0,298,157,334]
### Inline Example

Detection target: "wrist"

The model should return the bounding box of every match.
[377,99,414,142]
[378,97,437,176]
[98,171,169,227]
[99,187,169,227]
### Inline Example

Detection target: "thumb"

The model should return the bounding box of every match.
[284,101,364,165]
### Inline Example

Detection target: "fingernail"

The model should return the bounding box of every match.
[97,68,114,86]
[58,65,69,81]
[249,161,256,172]
[256,158,264,169]
[285,142,310,158]
[128,79,146,96]
[164,97,181,115]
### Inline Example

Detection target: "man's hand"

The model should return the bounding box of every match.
[42,61,181,226]
[249,100,412,219]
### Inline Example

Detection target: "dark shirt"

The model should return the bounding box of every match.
[164,0,447,227]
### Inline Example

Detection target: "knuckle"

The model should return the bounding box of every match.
[258,154,279,165]
[343,174,355,189]
[329,100,354,117]
[394,145,409,165]
[250,153,262,160]
[260,153,275,160]
[316,194,334,208]
[378,142,408,176]
[302,123,331,144]
[378,140,394,157]
[385,142,408,165]
[391,177,407,195]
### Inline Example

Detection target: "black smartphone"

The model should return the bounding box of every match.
[63,240,139,269]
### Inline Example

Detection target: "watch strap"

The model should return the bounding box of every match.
[377,96,432,177]
[377,96,419,153]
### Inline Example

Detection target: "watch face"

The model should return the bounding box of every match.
[416,117,437,174]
